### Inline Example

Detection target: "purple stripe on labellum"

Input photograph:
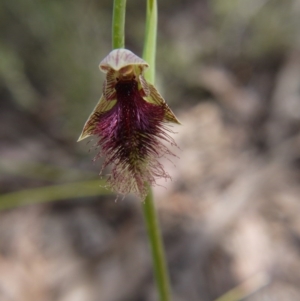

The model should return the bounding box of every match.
[93,79,174,199]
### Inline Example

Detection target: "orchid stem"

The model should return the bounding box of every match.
[142,186,172,301]
[142,0,172,300]
[112,0,126,49]
[143,0,157,84]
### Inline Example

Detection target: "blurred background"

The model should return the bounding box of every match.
[1,0,300,300]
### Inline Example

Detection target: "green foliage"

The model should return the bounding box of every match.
[211,0,298,58]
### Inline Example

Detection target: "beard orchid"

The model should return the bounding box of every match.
[78,49,180,200]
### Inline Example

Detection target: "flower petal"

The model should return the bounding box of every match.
[140,75,181,124]
[103,69,117,100]
[77,95,116,141]
[99,49,149,73]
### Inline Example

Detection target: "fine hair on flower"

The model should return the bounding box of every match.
[78,49,180,200]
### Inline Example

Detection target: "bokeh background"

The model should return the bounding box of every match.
[1,0,300,300]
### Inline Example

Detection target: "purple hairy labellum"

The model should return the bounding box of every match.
[78,49,180,200]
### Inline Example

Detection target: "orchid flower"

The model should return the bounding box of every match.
[78,48,179,200]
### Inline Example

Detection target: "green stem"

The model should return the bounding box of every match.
[112,0,127,49]
[142,187,171,301]
[142,0,157,84]
[142,1,172,300]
